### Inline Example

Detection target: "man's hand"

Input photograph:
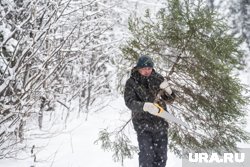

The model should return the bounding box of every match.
[143,102,160,115]
[160,79,172,95]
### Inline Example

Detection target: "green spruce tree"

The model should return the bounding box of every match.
[121,0,250,156]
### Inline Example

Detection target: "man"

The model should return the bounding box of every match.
[124,55,175,167]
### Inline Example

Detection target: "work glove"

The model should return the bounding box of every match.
[143,102,159,116]
[160,79,172,95]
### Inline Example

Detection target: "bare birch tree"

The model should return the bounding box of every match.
[0,0,120,158]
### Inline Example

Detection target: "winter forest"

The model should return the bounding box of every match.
[1,0,250,166]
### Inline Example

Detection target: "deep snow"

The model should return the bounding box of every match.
[0,96,183,167]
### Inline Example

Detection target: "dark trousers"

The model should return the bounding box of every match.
[137,129,168,167]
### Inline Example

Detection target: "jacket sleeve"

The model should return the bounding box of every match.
[124,79,144,112]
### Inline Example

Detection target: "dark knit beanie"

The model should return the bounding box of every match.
[136,55,154,69]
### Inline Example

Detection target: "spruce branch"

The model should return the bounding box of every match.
[94,124,138,166]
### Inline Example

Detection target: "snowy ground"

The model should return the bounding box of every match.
[0,96,183,167]
[1,96,250,167]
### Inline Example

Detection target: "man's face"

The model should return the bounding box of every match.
[138,67,153,77]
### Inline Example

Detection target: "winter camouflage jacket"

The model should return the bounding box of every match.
[124,68,172,132]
